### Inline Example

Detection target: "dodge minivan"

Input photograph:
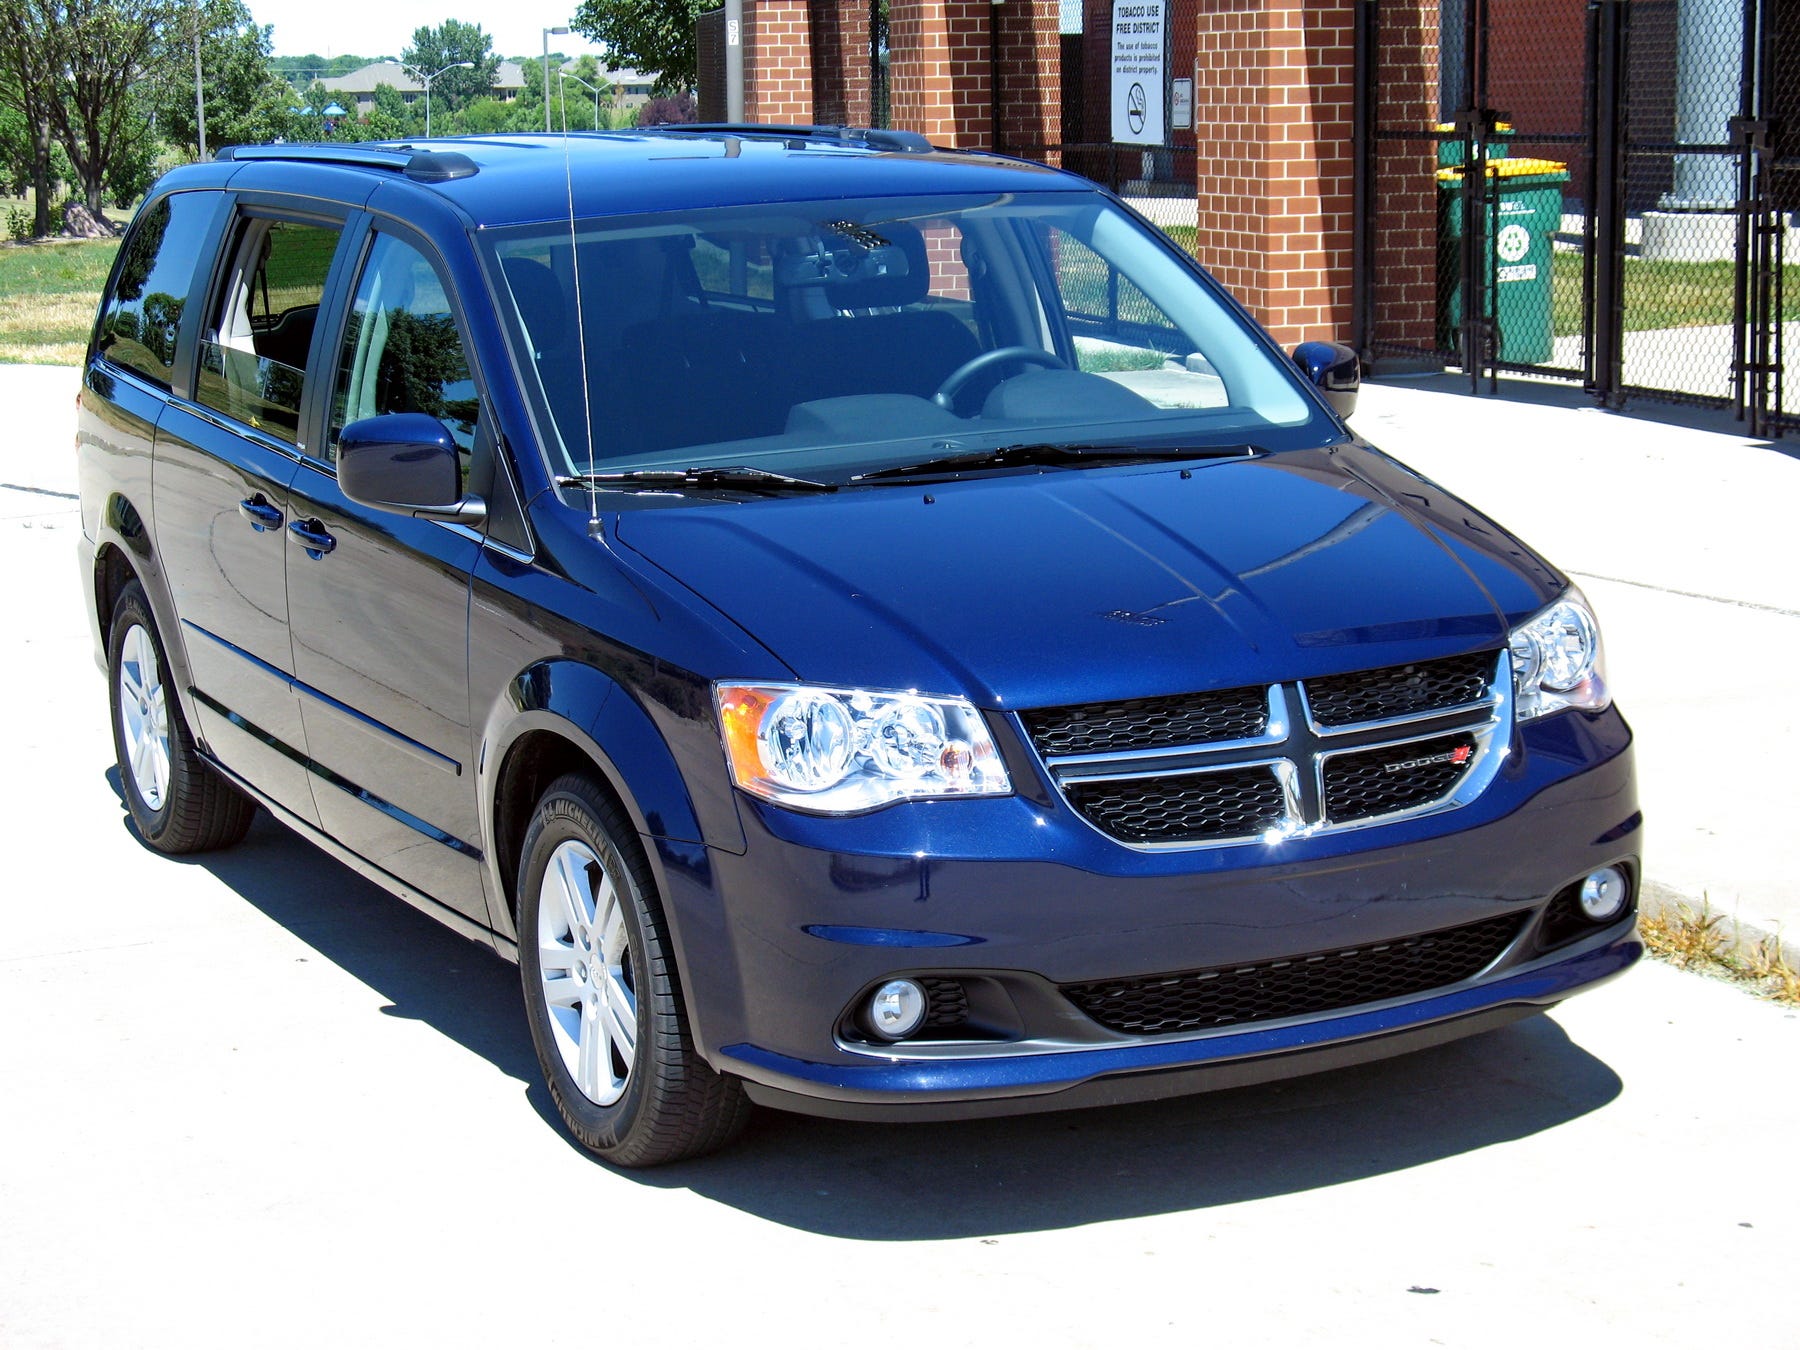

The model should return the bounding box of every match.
[77,128,1640,1165]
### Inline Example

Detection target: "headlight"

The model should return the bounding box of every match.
[1509,589,1609,720]
[715,683,1012,813]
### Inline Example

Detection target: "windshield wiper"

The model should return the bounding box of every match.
[558,466,838,494]
[850,442,1260,483]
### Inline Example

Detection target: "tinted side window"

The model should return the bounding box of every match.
[97,192,216,387]
[329,232,479,473]
[196,216,342,444]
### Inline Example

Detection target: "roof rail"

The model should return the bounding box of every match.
[656,124,935,153]
[213,143,479,182]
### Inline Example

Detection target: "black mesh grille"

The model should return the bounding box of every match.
[1022,685,1268,757]
[919,977,969,1030]
[1305,651,1496,728]
[1062,913,1525,1035]
[1323,732,1478,822]
[1064,767,1286,844]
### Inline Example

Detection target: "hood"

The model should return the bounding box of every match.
[613,446,1556,710]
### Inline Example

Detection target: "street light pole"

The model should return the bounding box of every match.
[542,26,571,133]
[191,0,206,160]
[559,71,605,131]
[409,60,474,139]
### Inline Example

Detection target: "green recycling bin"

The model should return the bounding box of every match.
[1432,120,1512,168]
[1437,156,1568,364]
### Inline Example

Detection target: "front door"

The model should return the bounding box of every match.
[283,224,488,922]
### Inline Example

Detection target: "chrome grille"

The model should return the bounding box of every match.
[1025,651,1507,849]
[1061,913,1525,1034]
[1305,650,1495,727]
[1322,731,1480,823]
[1021,685,1268,757]
[1066,767,1289,844]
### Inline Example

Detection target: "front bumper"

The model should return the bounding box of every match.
[722,928,1638,1121]
[659,705,1640,1118]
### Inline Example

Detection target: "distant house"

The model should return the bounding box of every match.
[320,60,532,114]
[322,59,658,117]
[596,68,656,113]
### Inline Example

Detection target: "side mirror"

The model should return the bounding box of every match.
[337,413,486,526]
[1292,341,1360,420]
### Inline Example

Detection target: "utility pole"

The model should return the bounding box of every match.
[192,0,206,160]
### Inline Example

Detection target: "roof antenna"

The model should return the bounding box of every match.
[558,84,601,535]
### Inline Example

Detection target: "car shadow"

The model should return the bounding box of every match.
[111,772,1624,1240]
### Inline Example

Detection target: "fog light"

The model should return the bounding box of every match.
[866,979,928,1041]
[1579,867,1629,922]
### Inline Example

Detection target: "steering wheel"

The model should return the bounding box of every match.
[931,346,1068,411]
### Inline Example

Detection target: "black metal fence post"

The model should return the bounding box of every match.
[1589,0,1627,408]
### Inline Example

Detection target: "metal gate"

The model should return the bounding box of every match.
[996,0,1203,233]
[1359,0,1796,437]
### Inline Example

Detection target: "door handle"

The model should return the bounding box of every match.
[238,495,283,532]
[288,518,336,559]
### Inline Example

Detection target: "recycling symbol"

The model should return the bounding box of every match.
[1496,223,1531,263]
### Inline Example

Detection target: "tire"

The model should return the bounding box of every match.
[107,581,256,854]
[518,774,750,1166]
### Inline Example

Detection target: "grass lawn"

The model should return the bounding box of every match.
[0,236,120,365]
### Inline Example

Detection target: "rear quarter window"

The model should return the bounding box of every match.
[96,192,218,388]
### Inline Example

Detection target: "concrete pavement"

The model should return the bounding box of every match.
[1357,373,1800,964]
[1,360,1796,1348]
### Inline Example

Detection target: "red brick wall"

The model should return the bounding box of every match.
[996,0,1062,156]
[1190,0,1358,348]
[890,0,995,145]
[811,0,873,126]
[745,0,816,124]
[1371,0,1440,349]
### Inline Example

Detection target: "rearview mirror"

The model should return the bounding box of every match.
[338,413,486,526]
[1292,341,1360,420]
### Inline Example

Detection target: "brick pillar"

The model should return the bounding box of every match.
[1191,0,1358,349]
[995,0,1061,159]
[1372,0,1441,351]
[744,0,816,124]
[810,0,873,125]
[890,0,991,146]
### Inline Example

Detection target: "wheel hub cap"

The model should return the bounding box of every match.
[118,623,171,812]
[536,839,637,1107]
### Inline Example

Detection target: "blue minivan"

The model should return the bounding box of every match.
[77,128,1640,1164]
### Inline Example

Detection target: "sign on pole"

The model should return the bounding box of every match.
[1111,0,1166,146]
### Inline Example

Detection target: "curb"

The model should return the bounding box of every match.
[1640,877,1799,976]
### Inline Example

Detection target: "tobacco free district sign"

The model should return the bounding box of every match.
[1112,0,1166,146]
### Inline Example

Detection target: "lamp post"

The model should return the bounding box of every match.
[191,0,206,160]
[542,25,571,132]
[559,70,605,131]
[408,60,474,139]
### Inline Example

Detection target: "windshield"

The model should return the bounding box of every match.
[484,190,1334,485]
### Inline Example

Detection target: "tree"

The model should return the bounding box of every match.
[0,5,68,235]
[359,83,418,139]
[0,0,176,226]
[639,91,694,126]
[571,0,709,92]
[400,20,499,118]
[149,0,296,156]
